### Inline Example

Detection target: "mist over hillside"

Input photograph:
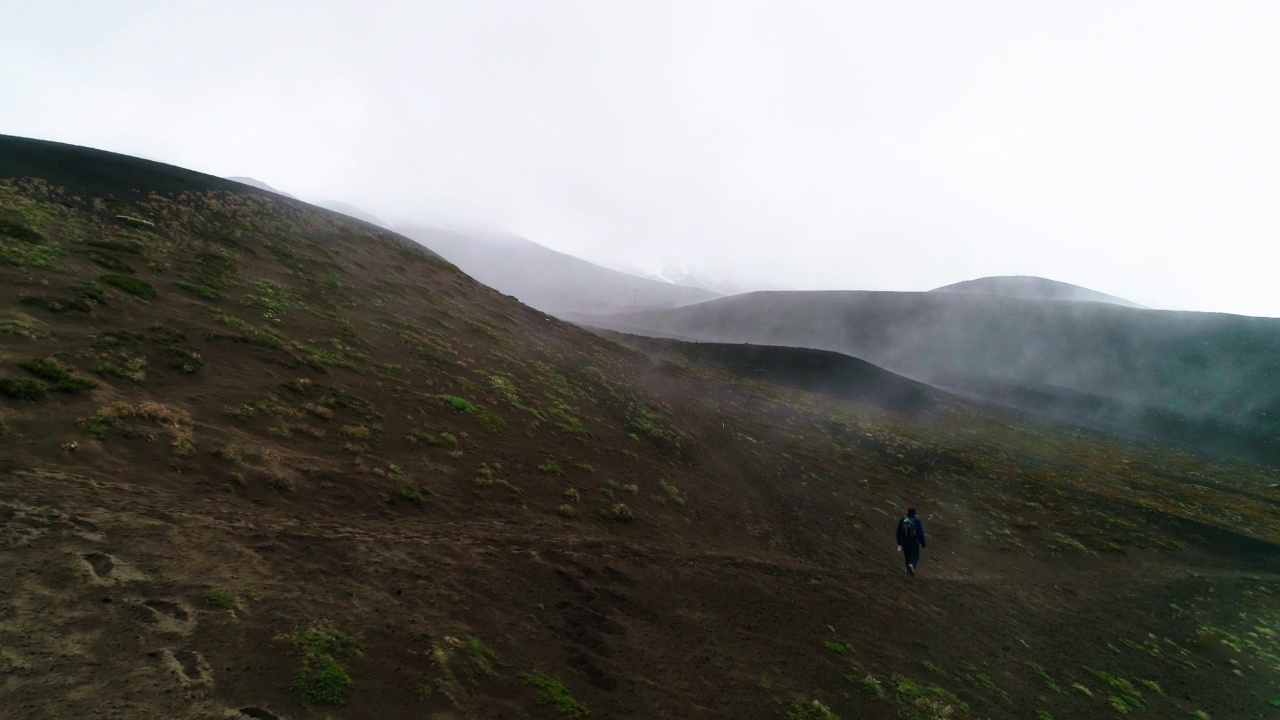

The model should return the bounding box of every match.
[315,200,388,228]
[594,290,1280,463]
[224,176,297,199]
[932,275,1144,308]
[397,224,720,316]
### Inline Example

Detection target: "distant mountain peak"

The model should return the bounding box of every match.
[931,275,1143,308]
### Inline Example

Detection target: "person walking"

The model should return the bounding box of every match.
[896,507,926,575]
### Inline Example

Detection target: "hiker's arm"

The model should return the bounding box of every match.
[918,521,926,547]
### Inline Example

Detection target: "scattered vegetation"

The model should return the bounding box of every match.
[856,673,885,699]
[85,332,149,383]
[521,671,589,718]
[658,479,687,506]
[824,639,855,656]
[0,377,45,400]
[210,313,283,347]
[19,293,92,313]
[625,400,688,451]
[462,637,499,677]
[79,401,193,455]
[398,479,427,506]
[1085,667,1144,712]
[289,624,363,705]
[206,588,238,609]
[87,250,135,273]
[1026,661,1062,693]
[100,274,156,299]
[598,503,634,523]
[20,357,96,393]
[0,311,52,340]
[150,324,204,374]
[786,699,839,720]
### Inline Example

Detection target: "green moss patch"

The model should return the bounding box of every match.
[290,624,363,705]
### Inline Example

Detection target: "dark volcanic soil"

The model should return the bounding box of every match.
[2,134,1279,720]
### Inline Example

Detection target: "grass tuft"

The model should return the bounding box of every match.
[786,699,840,720]
[290,624,363,705]
[0,377,45,400]
[824,639,855,656]
[20,357,95,394]
[207,588,238,609]
[598,503,634,523]
[521,671,588,718]
[87,250,135,273]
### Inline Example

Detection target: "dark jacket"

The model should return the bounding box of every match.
[896,516,926,548]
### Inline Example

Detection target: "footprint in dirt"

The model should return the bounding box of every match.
[69,515,104,541]
[226,708,285,720]
[162,648,213,686]
[0,505,50,548]
[80,552,145,585]
[132,598,197,634]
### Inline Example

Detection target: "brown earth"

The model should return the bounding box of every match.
[2,136,1279,720]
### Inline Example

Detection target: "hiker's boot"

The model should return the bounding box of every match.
[906,564,915,576]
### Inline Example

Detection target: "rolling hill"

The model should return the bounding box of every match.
[597,332,944,417]
[931,275,1143,308]
[592,290,1280,464]
[397,224,720,317]
[2,134,1279,719]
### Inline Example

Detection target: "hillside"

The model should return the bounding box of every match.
[596,332,944,416]
[932,276,1143,308]
[3,135,1280,719]
[398,224,720,316]
[596,291,1280,465]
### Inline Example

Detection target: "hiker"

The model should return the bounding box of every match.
[896,507,926,575]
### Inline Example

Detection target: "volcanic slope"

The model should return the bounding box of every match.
[597,290,1280,465]
[2,135,1280,720]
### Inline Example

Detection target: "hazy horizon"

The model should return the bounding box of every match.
[4,1,1279,317]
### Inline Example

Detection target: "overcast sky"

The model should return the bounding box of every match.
[4,1,1279,316]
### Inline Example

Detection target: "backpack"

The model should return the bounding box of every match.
[900,517,918,541]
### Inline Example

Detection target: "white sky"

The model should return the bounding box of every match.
[4,1,1279,316]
